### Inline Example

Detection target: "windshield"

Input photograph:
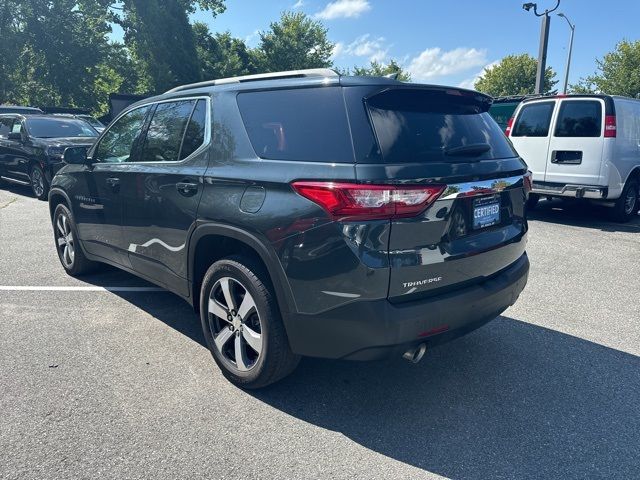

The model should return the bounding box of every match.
[78,115,105,129]
[26,117,98,138]
[365,88,516,163]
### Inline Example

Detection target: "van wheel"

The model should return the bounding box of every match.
[526,193,540,210]
[53,204,99,275]
[30,164,48,200]
[610,179,639,223]
[199,256,300,389]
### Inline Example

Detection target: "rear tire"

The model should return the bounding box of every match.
[199,255,300,389]
[53,203,99,276]
[30,164,48,200]
[610,178,639,223]
[526,193,540,210]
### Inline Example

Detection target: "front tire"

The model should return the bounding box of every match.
[199,256,299,389]
[30,164,48,200]
[610,178,639,223]
[53,203,98,276]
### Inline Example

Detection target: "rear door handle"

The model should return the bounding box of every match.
[176,181,198,197]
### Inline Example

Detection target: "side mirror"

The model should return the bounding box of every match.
[63,146,91,165]
[7,132,22,141]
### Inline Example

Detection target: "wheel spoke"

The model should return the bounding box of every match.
[220,278,235,311]
[57,236,66,247]
[67,232,73,244]
[242,325,262,354]
[56,218,65,235]
[236,293,256,321]
[208,298,229,322]
[63,245,71,264]
[67,242,75,260]
[234,333,249,371]
[214,327,233,351]
[62,215,69,235]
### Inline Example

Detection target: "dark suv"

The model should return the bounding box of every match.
[48,69,530,388]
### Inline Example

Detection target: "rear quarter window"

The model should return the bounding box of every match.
[554,100,602,137]
[237,87,354,163]
[512,102,555,137]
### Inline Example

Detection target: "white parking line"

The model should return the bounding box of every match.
[0,286,165,292]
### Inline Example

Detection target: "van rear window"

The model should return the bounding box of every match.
[554,100,602,137]
[512,102,554,137]
[364,88,516,164]
[237,87,353,163]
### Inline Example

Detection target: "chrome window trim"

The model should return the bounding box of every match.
[90,95,211,166]
[441,174,525,199]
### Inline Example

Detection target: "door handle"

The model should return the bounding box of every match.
[176,181,198,196]
[106,177,120,191]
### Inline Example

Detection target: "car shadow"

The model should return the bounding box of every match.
[0,180,36,199]
[68,269,640,480]
[528,198,640,233]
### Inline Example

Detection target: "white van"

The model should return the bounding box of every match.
[507,94,640,221]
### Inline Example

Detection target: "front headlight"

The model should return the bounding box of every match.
[46,146,66,160]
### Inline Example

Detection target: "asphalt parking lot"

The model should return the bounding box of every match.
[1,183,639,480]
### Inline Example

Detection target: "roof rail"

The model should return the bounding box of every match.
[165,68,339,94]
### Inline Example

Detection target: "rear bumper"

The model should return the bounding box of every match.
[532,181,607,199]
[285,253,530,360]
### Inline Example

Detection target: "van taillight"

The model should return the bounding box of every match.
[604,115,617,138]
[291,181,446,220]
[505,117,514,136]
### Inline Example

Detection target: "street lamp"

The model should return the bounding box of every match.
[522,1,561,94]
[558,12,575,94]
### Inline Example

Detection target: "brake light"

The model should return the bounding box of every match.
[505,116,514,136]
[291,181,446,220]
[604,115,617,138]
[523,170,533,194]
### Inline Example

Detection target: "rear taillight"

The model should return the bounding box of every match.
[291,182,446,220]
[523,170,533,194]
[604,115,617,138]
[505,117,514,136]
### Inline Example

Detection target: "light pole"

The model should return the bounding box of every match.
[558,12,575,94]
[523,1,561,94]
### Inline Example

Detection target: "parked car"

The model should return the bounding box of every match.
[507,94,640,221]
[488,95,541,130]
[48,69,530,388]
[0,105,43,115]
[0,114,98,199]
[52,113,106,133]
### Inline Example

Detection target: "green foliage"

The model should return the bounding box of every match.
[474,54,557,97]
[256,11,334,72]
[570,40,640,97]
[344,59,411,81]
[193,22,258,80]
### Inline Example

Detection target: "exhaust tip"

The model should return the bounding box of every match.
[402,343,427,363]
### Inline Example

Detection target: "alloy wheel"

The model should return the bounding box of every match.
[624,186,637,215]
[207,277,263,371]
[31,168,44,197]
[55,213,75,268]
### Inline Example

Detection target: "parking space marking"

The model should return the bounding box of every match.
[0,286,165,292]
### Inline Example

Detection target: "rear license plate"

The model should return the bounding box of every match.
[473,196,501,229]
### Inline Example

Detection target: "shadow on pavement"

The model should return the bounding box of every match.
[528,198,640,233]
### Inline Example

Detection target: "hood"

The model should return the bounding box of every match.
[33,137,97,148]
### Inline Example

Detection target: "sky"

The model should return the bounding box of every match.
[113,0,640,89]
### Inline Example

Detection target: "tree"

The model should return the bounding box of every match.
[474,54,557,96]
[193,22,258,80]
[345,59,411,81]
[570,40,640,97]
[256,11,334,72]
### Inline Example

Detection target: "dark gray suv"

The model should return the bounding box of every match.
[48,69,530,388]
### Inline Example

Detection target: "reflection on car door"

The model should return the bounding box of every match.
[120,98,210,297]
[72,105,151,267]
[0,118,30,182]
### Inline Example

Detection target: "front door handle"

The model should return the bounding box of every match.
[176,181,198,197]
[106,177,120,192]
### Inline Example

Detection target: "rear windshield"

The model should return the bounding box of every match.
[237,87,353,163]
[365,88,516,164]
[554,100,602,137]
[26,117,98,138]
[512,102,554,137]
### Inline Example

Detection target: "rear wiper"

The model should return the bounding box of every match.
[445,143,491,157]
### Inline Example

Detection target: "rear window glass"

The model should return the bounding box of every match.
[366,88,516,163]
[237,88,353,163]
[140,100,194,163]
[512,102,554,137]
[554,100,602,137]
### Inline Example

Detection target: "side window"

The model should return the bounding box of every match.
[11,121,23,135]
[0,118,14,138]
[139,100,195,163]
[237,87,354,163]
[179,99,207,160]
[554,100,602,137]
[95,106,150,163]
[512,102,555,137]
